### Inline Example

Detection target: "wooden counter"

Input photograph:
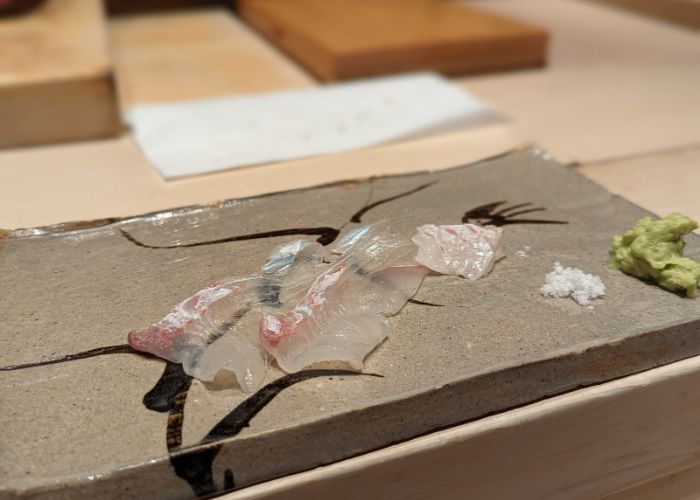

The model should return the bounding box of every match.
[1,1,699,498]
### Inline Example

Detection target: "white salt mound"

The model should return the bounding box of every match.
[540,262,605,307]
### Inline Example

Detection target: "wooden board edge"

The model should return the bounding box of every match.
[238,0,549,81]
[333,33,549,80]
[238,0,331,80]
[0,70,123,149]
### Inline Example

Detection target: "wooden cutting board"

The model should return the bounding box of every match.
[238,0,548,81]
[0,0,121,148]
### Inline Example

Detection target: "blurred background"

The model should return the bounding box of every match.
[0,0,699,228]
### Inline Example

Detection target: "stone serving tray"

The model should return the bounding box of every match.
[2,148,699,499]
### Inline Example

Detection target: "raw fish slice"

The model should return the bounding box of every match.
[262,240,326,274]
[128,240,326,392]
[127,277,258,368]
[268,314,389,373]
[320,263,429,319]
[333,220,416,273]
[412,223,504,280]
[188,313,270,390]
[260,221,427,372]
[366,264,430,315]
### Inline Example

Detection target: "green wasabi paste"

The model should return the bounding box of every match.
[609,213,700,297]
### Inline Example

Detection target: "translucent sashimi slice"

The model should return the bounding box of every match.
[128,240,326,392]
[187,313,269,391]
[411,223,505,280]
[127,277,258,369]
[259,221,427,373]
[267,314,389,373]
[129,221,430,388]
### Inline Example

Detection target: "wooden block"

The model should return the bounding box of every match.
[0,0,121,149]
[105,0,227,16]
[238,0,548,81]
[109,8,314,109]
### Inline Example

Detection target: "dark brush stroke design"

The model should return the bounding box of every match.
[119,180,438,252]
[408,298,445,307]
[1,309,249,375]
[0,344,151,371]
[166,375,193,450]
[203,369,381,444]
[169,369,380,496]
[463,201,567,226]
[408,298,473,308]
[350,181,437,223]
[223,469,235,490]
[120,226,340,249]
[143,362,192,413]
[170,446,220,498]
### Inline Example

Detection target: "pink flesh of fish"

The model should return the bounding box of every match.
[412,223,505,280]
[127,279,269,391]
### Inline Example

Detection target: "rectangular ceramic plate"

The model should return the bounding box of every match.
[2,147,700,499]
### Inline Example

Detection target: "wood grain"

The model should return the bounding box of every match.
[0,0,121,148]
[239,0,548,81]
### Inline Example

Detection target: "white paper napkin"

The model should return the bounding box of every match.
[126,73,497,179]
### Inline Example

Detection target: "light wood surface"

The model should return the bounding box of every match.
[471,0,700,68]
[239,0,548,81]
[0,0,121,148]
[578,144,700,225]
[604,462,700,499]
[590,0,700,30]
[110,8,314,109]
[462,0,700,163]
[222,355,700,500]
[0,126,515,229]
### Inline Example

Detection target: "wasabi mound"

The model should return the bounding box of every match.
[610,213,700,297]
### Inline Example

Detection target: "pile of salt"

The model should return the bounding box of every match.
[540,262,605,307]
